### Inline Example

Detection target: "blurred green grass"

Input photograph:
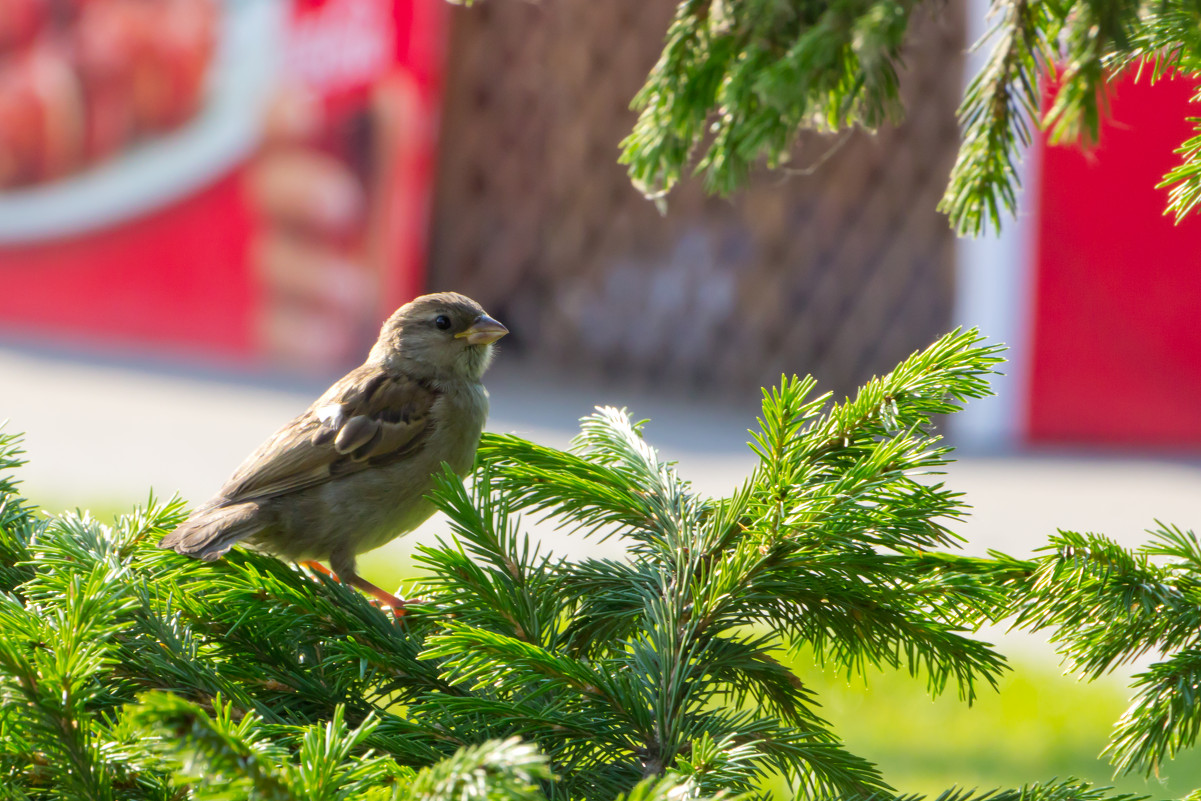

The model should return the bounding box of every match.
[793,656,1199,799]
[28,497,1200,797]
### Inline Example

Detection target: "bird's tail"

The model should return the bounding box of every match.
[158,501,264,561]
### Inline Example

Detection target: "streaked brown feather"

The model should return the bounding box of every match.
[217,365,438,503]
[334,416,377,454]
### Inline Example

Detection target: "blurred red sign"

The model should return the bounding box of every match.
[1030,70,1201,446]
[0,0,446,373]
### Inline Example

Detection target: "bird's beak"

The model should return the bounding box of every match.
[455,314,508,346]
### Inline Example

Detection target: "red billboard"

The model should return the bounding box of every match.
[0,0,446,373]
[1029,71,1201,446]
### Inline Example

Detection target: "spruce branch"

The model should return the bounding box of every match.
[1012,528,1201,678]
[8,332,1191,800]
[1040,0,1132,146]
[404,737,552,801]
[1158,90,1201,222]
[611,0,1201,233]
[133,692,299,800]
[1107,648,1201,776]
[1002,522,1201,777]
[415,466,563,646]
[620,0,919,199]
[0,426,39,596]
[419,328,1007,797]
[897,781,1147,801]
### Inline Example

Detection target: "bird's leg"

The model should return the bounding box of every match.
[342,573,409,618]
[309,554,410,619]
[301,560,336,579]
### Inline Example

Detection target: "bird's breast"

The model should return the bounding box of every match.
[431,381,490,474]
[341,381,489,555]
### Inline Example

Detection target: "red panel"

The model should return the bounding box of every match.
[0,168,255,358]
[0,0,446,372]
[1029,72,1201,446]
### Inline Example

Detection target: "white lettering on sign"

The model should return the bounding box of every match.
[287,0,394,92]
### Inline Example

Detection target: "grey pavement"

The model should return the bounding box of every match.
[4,342,1201,666]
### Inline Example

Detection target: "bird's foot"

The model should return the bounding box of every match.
[349,576,410,620]
[301,561,413,620]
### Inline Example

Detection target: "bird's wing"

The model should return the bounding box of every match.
[217,365,438,503]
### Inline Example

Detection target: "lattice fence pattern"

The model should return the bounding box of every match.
[428,1,965,401]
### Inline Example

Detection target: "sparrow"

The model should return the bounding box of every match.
[158,292,508,614]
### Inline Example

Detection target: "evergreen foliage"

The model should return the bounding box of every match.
[0,331,1199,798]
[1003,524,1201,778]
[612,0,1201,235]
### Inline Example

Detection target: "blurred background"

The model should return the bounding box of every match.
[2,0,1201,794]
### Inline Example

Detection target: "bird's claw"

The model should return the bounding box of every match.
[300,561,414,620]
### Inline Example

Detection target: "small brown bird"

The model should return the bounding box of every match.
[159,292,508,613]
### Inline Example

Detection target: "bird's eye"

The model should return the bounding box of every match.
[434,315,452,330]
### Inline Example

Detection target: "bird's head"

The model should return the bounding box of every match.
[369,292,508,382]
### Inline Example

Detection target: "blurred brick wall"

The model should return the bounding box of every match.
[428,1,964,400]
